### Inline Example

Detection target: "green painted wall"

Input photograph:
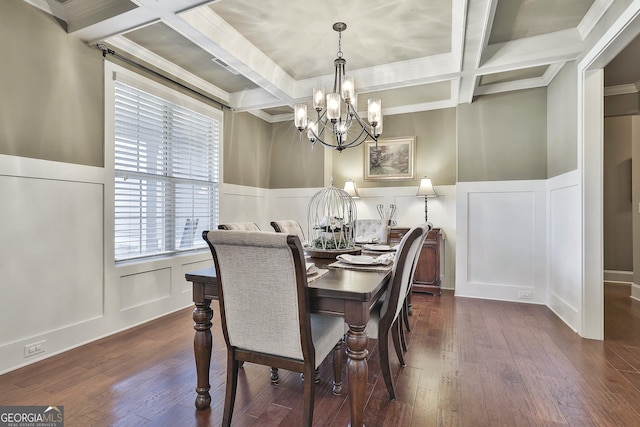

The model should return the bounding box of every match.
[547,62,578,178]
[331,108,457,190]
[603,116,633,271]
[458,88,547,182]
[0,1,103,167]
[269,121,325,188]
[224,111,272,188]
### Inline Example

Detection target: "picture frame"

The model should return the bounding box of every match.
[364,136,416,180]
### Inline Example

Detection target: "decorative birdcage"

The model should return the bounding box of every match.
[306,181,359,258]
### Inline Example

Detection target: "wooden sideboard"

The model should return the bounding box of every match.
[389,226,442,295]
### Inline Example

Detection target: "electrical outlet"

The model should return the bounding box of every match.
[518,291,532,300]
[24,340,46,358]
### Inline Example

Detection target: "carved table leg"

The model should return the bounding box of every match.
[193,301,213,410]
[346,323,368,427]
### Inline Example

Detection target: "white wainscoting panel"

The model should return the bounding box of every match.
[0,175,104,343]
[456,180,547,302]
[547,170,581,332]
[219,183,270,230]
[265,187,323,235]
[0,156,106,373]
[0,155,208,374]
[119,268,172,311]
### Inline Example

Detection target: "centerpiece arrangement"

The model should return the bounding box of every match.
[306,181,359,258]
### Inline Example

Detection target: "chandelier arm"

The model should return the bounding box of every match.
[316,117,328,135]
[349,110,379,141]
[341,127,369,149]
[312,112,375,150]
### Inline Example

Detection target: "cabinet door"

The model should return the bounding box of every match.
[414,240,438,284]
[412,228,441,294]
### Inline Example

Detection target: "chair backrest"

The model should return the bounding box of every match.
[203,230,313,363]
[354,219,390,244]
[270,220,305,242]
[218,222,261,231]
[379,224,429,325]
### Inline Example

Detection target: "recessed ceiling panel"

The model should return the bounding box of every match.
[360,81,451,109]
[262,106,293,116]
[489,0,594,44]
[479,66,548,86]
[64,0,138,32]
[124,22,258,93]
[208,0,452,80]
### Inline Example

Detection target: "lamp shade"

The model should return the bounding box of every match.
[416,177,437,197]
[343,179,360,198]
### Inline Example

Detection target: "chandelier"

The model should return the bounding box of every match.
[294,22,383,152]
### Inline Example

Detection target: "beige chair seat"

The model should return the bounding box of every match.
[203,230,344,426]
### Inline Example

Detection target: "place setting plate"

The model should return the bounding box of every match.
[336,255,379,266]
[362,244,396,252]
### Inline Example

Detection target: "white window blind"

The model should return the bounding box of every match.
[114,81,219,261]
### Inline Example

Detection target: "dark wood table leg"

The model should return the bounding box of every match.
[193,300,213,410]
[345,322,368,427]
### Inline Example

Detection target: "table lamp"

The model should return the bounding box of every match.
[416,177,437,223]
[343,179,360,198]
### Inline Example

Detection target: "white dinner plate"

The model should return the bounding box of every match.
[362,244,395,252]
[337,255,377,265]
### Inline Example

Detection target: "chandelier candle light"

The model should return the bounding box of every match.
[294,22,383,152]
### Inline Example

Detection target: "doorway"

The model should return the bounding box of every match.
[581,4,640,339]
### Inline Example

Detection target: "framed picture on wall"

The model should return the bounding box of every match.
[364,136,416,180]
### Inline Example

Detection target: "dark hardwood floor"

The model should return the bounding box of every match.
[2,284,640,426]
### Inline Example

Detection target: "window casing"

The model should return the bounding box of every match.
[113,80,219,261]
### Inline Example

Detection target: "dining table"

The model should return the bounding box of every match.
[185,255,392,427]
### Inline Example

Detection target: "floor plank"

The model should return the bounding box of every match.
[2,284,640,426]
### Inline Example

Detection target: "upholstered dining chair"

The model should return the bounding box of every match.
[270,219,306,244]
[203,230,345,427]
[217,222,261,231]
[354,219,390,244]
[366,223,429,400]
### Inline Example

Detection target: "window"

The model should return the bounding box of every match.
[113,81,219,261]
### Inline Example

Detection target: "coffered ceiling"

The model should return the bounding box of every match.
[25,0,636,122]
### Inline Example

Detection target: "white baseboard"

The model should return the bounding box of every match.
[604,270,633,283]
[632,283,640,302]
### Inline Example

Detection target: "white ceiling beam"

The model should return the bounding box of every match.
[480,29,583,74]
[179,6,297,105]
[58,0,213,42]
[578,0,614,39]
[458,0,494,103]
[230,88,287,112]
[106,34,232,104]
[293,53,460,101]
[474,76,547,96]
